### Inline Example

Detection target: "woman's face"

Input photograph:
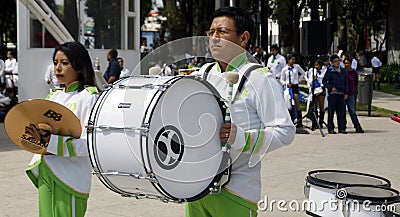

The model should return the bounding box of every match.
[53,51,79,86]
[314,62,322,70]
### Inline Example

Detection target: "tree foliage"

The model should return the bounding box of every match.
[0,0,17,58]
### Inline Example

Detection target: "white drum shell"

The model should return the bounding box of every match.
[88,76,225,201]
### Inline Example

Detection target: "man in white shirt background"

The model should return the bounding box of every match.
[371,53,383,90]
[266,44,286,80]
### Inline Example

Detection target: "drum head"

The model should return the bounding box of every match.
[307,170,391,189]
[144,77,225,201]
[344,185,399,204]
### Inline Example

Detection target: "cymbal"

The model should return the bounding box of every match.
[4,99,82,154]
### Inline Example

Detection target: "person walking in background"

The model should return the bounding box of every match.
[118,57,130,78]
[103,48,121,84]
[280,53,308,134]
[25,41,99,217]
[267,44,286,79]
[4,50,17,88]
[323,54,348,134]
[371,53,382,90]
[344,58,364,133]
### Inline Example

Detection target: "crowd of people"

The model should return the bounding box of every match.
[0,50,19,121]
[245,43,380,134]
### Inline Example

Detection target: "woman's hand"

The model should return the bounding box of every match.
[220,123,237,144]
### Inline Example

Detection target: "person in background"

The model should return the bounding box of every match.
[266,44,286,79]
[44,63,61,92]
[371,53,382,90]
[305,58,326,130]
[0,87,18,122]
[103,48,121,84]
[24,41,99,217]
[323,54,348,134]
[344,58,364,133]
[4,50,17,88]
[0,54,5,83]
[118,57,130,78]
[280,53,308,134]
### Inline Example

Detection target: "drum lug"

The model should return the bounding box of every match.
[86,121,94,133]
[304,182,310,199]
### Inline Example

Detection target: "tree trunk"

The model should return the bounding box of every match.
[387,0,400,64]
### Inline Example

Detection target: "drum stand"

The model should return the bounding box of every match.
[294,84,326,137]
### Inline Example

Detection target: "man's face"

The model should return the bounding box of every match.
[106,51,111,61]
[332,58,341,68]
[208,16,244,62]
[270,48,278,57]
[7,51,12,59]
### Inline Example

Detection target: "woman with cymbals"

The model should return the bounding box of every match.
[24,41,99,217]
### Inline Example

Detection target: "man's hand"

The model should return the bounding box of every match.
[220,123,237,144]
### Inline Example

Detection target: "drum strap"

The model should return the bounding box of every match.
[202,62,262,102]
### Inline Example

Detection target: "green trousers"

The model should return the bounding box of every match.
[38,163,88,217]
[186,189,258,217]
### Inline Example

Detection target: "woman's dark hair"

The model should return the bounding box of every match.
[211,7,254,49]
[286,53,296,60]
[53,41,97,91]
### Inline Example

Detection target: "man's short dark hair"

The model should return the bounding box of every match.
[211,7,254,47]
[109,48,118,60]
[330,54,340,62]
[270,44,279,50]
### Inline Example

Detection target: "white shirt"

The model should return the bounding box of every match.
[267,54,286,79]
[305,67,326,87]
[194,61,295,203]
[44,64,60,89]
[351,59,358,71]
[0,59,4,75]
[120,68,130,78]
[4,57,16,73]
[371,56,382,68]
[280,64,306,86]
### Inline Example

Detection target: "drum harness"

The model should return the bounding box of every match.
[202,62,263,195]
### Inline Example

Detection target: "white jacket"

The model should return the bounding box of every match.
[26,81,98,198]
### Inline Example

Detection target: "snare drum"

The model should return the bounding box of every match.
[385,200,400,216]
[305,170,391,216]
[87,76,227,202]
[339,185,399,217]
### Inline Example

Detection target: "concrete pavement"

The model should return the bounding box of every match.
[372,90,400,113]
[0,92,399,216]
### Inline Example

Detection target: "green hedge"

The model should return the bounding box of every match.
[380,63,400,83]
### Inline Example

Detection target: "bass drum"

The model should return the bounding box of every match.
[87,76,227,202]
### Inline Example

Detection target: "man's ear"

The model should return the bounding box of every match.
[240,31,250,47]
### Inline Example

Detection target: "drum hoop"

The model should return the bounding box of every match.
[385,200,400,215]
[142,76,227,201]
[87,77,133,195]
[306,170,391,189]
[341,184,399,204]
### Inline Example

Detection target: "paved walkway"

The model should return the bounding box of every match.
[1,91,399,216]
[372,90,400,113]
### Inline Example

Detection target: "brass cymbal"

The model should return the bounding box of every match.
[4,99,81,154]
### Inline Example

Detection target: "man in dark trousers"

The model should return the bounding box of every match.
[103,48,121,84]
[323,54,348,134]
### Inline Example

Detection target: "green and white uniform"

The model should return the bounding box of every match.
[188,54,295,217]
[26,81,98,217]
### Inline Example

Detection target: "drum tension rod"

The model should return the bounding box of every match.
[86,124,149,133]
[93,170,158,183]
[118,84,170,89]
